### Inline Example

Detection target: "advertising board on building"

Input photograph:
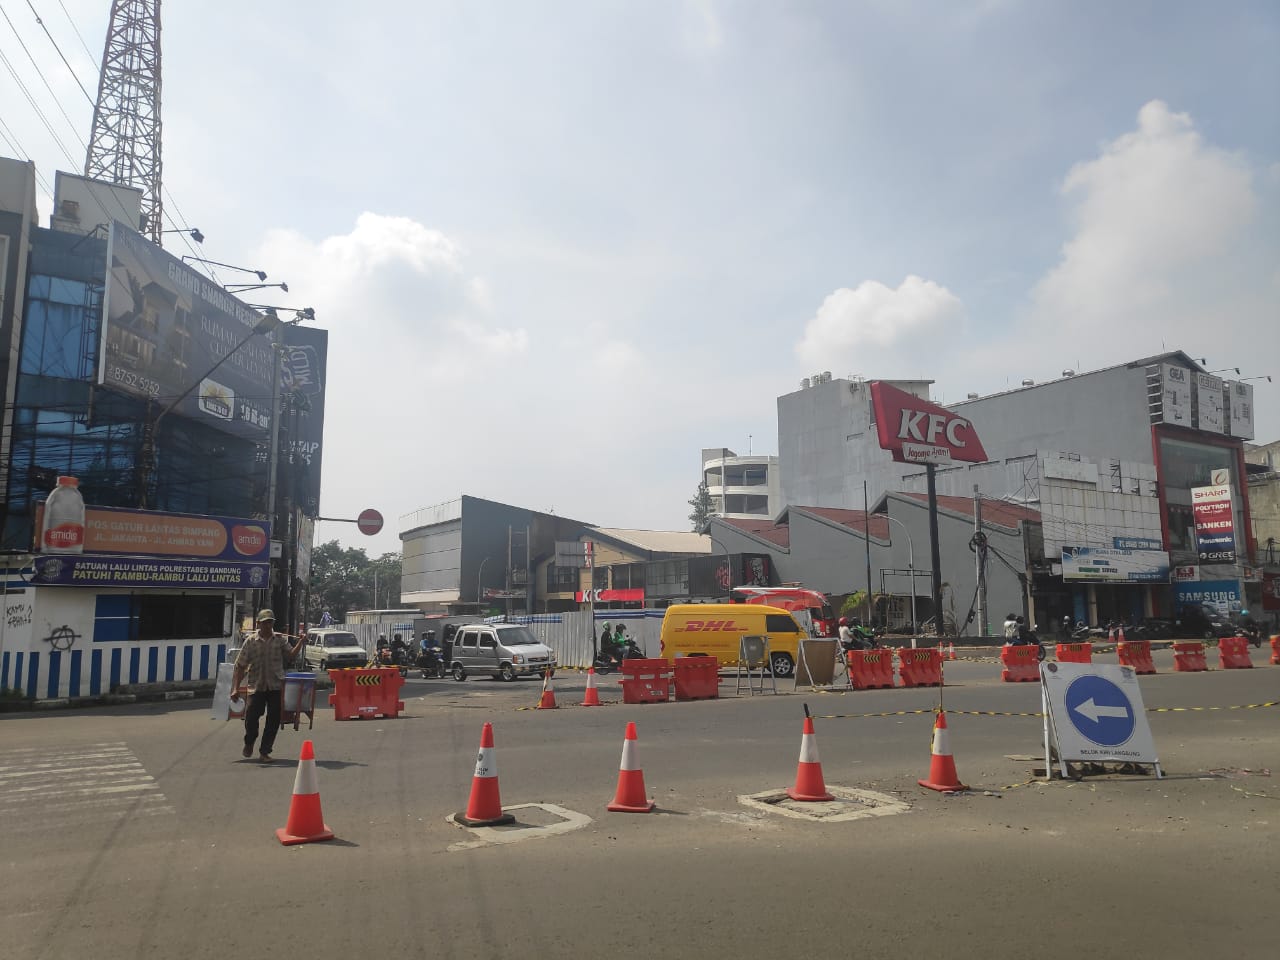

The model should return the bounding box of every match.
[280,324,328,513]
[1192,372,1225,434]
[100,221,275,440]
[1061,546,1170,583]
[1224,380,1255,440]
[1190,482,1236,563]
[34,504,271,562]
[1171,565,1199,583]
[1157,363,1192,425]
[1173,579,1240,615]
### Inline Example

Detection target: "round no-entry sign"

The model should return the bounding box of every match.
[357,508,384,536]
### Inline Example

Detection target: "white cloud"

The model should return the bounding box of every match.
[1028,99,1260,347]
[794,275,965,368]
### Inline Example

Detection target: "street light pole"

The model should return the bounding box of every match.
[477,557,490,607]
[878,513,917,636]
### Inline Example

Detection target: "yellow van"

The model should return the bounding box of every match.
[658,604,807,677]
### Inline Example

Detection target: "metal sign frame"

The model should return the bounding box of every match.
[1040,661,1162,780]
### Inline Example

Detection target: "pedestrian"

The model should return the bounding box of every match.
[230,609,306,763]
[319,609,333,627]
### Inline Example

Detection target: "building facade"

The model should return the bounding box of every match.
[701,447,781,520]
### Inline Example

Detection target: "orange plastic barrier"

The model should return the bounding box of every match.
[846,649,895,689]
[1172,641,1207,672]
[896,647,943,687]
[1116,639,1156,675]
[1270,636,1279,666]
[673,656,719,701]
[1000,644,1040,682]
[328,667,405,719]
[621,658,671,704]
[1218,636,1253,670]
[1055,642,1093,664]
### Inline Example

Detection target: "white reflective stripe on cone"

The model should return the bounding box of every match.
[293,759,319,796]
[931,726,952,756]
[474,746,497,779]
[798,733,821,764]
[619,738,638,771]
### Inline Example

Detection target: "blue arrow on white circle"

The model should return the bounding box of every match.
[1072,698,1130,724]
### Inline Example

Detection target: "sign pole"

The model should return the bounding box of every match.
[926,464,944,636]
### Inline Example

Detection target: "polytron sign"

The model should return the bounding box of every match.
[869,381,988,465]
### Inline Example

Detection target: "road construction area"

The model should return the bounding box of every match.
[1,650,1276,960]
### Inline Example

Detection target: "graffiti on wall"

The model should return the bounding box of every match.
[42,625,82,651]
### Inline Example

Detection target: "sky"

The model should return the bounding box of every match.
[2,1,1278,559]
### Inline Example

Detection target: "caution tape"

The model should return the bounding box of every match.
[818,701,1279,721]
[1147,701,1278,713]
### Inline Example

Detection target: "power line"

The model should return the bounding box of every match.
[23,0,94,105]
[53,0,94,63]
[0,44,78,166]
[1,2,87,150]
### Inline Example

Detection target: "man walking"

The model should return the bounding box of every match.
[231,609,306,763]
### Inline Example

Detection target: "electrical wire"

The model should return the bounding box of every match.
[22,0,93,105]
[53,0,93,63]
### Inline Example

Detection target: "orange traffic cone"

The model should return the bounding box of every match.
[917,710,968,793]
[786,715,834,802]
[947,641,957,661]
[275,740,335,845]
[1107,625,1116,646]
[1117,625,1126,644]
[536,672,558,709]
[607,722,655,812]
[457,722,515,826]
[581,667,602,706]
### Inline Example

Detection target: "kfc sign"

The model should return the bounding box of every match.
[869,381,988,465]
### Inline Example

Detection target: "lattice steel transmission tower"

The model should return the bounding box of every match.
[84,0,163,242]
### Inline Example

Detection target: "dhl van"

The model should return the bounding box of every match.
[658,604,807,677]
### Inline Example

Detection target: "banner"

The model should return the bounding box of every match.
[1061,546,1170,583]
[1174,579,1240,616]
[30,554,269,590]
[100,221,274,440]
[34,504,270,562]
[280,324,328,514]
[1190,482,1236,564]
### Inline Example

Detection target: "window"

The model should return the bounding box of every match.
[480,634,496,648]
[94,593,230,641]
[765,613,801,634]
[459,630,478,649]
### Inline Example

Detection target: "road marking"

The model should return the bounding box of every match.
[446,802,592,851]
[0,741,173,830]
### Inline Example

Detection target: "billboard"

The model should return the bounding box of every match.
[1192,372,1224,434]
[1061,546,1170,583]
[1173,579,1240,616]
[1156,363,1192,425]
[34,503,270,562]
[1224,380,1255,440]
[279,324,328,514]
[99,221,274,439]
[869,381,988,465]
[1190,482,1236,564]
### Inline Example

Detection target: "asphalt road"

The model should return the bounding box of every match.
[1,649,1276,960]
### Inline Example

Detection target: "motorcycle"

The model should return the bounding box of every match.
[838,625,880,654]
[593,637,644,675]
[1008,626,1046,662]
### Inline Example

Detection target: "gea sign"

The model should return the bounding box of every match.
[869,381,988,465]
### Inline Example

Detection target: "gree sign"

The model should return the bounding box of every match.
[869,381,988,465]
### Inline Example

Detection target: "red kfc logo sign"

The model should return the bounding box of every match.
[869,381,989,465]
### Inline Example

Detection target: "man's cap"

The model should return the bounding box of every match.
[256,608,276,622]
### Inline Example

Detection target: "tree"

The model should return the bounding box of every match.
[305,541,403,623]
[688,480,717,532]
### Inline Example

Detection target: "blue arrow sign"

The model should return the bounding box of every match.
[1063,675,1136,747]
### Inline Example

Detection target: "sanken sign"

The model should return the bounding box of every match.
[869,381,988,465]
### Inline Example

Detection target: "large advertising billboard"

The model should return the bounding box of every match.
[869,381,988,465]
[1156,363,1192,425]
[35,503,270,562]
[280,324,328,514]
[1190,482,1236,564]
[99,221,274,440]
[1224,380,1255,440]
[1192,372,1225,434]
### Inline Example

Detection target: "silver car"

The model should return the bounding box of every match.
[450,624,557,682]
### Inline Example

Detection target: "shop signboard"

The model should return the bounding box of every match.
[29,554,269,590]
[1061,546,1170,582]
[1190,482,1236,564]
[1173,579,1241,616]
[869,381,988,465]
[1171,565,1199,583]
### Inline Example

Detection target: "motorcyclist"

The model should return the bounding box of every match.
[1002,613,1019,644]
[1238,610,1261,646]
[612,624,633,661]
[599,622,612,656]
[838,617,854,647]
[390,633,408,664]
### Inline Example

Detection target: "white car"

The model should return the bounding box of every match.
[302,628,369,671]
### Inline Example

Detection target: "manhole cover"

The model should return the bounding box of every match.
[738,785,909,821]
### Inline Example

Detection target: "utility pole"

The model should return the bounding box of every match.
[926,464,944,636]
[1021,520,1035,626]
[863,481,873,625]
[974,484,988,637]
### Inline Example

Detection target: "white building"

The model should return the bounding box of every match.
[701,447,781,521]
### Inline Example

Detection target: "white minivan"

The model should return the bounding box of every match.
[449,623,557,681]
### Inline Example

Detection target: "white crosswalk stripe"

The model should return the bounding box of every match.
[0,741,174,830]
